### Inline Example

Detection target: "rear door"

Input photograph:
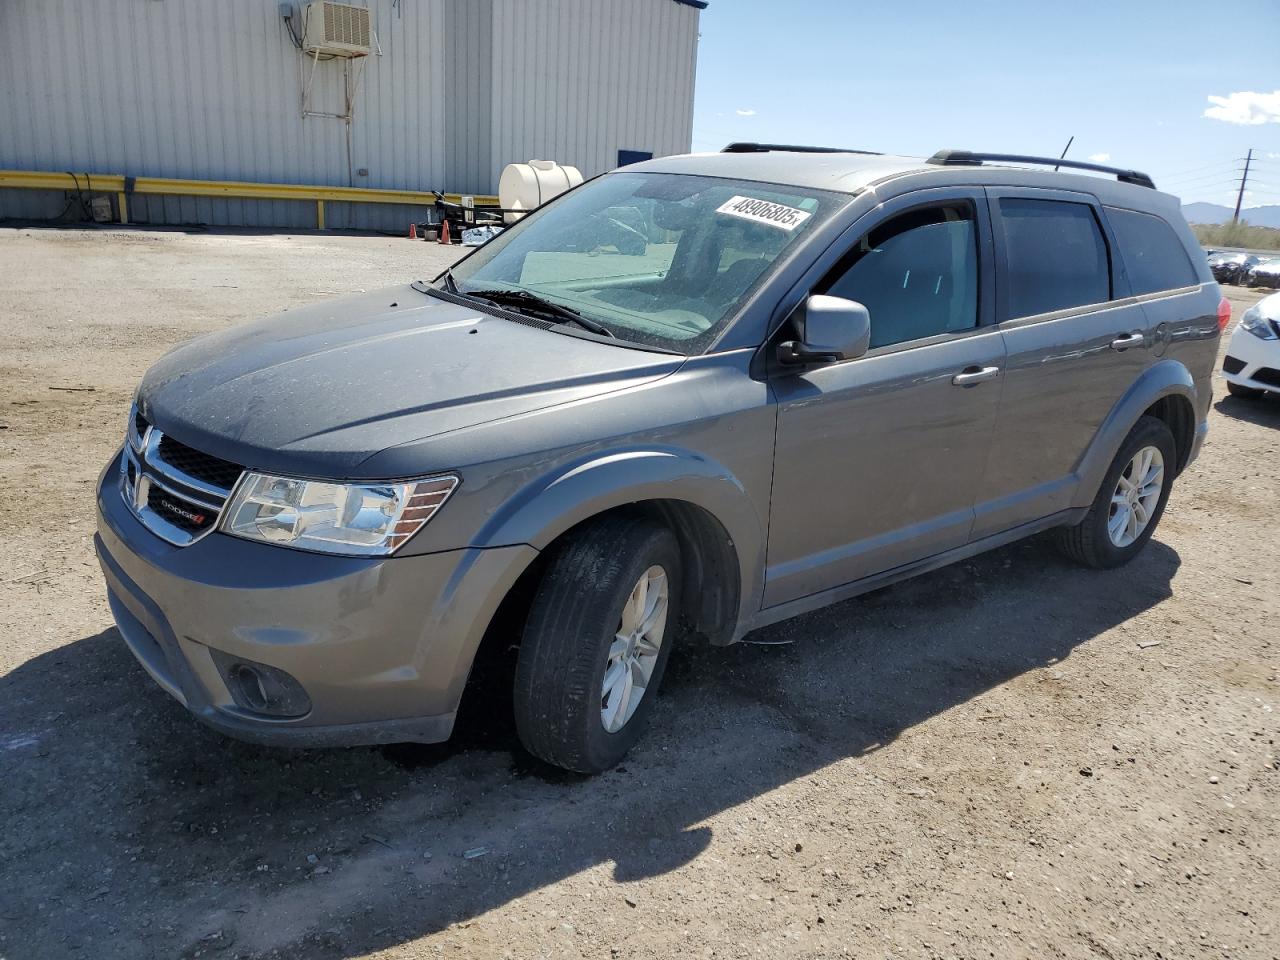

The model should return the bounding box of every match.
[765,188,1004,607]
[972,188,1152,538]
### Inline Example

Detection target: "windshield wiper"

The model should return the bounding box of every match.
[464,288,615,338]
[438,268,460,293]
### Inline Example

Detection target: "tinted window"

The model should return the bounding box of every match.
[999,199,1109,318]
[1106,207,1198,295]
[822,204,978,348]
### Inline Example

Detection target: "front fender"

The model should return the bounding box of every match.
[472,446,767,637]
[1073,359,1198,507]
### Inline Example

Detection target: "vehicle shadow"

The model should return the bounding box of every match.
[0,535,1181,959]
[1214,393,1280,428]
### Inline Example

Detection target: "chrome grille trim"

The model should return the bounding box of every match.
[144,470,227,514]
[144,430,236,504]
[120,406,244,547]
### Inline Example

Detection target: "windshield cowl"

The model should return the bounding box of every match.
[413,282,681,354]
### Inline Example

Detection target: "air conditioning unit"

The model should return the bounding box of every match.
[301,2,371,58]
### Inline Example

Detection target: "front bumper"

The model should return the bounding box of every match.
[95,451,537,747]
[1223,323,1280,394]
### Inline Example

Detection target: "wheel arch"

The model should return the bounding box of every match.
[472,448,765,646]
[1075,359,1199,502]
[1142,393,1196,476]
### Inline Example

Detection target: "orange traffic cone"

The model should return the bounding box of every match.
[439,219,451,245]
[408,222,417,240]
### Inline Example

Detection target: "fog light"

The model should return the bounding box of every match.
[209,649,311,718]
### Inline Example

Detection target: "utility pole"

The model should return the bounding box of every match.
[1233,148,1253,224]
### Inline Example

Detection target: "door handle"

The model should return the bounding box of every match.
[951,365,1000,386]
[1110,332,1146,351]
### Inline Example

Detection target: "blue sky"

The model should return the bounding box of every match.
[689,0,1280,208]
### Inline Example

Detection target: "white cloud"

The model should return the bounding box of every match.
[1087,153,1111,162]
[1203,90,1280,125]
[735,108,756,117]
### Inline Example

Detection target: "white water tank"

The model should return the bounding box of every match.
[498,160,584,224]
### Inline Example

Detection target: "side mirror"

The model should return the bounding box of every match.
[778,294,871,366]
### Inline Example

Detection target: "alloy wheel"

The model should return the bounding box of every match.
[1107,445,1164,548]
[600,565,668,733]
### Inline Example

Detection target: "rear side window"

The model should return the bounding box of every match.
[998,198,1109,319]
[1106,207,1198,295]
[821,203,978,349]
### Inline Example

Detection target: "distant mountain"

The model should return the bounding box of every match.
[1182,201,1280,229]
[1181,202,1233,225]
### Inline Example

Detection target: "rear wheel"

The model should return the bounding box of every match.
[1057,416,1176,569]
[513,514,681,773]
[1227,381,1265,399]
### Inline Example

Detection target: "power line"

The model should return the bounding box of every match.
[1158,165,1240,184]
[1161,181,1237,195]
[1155,158,1241,180]
[1158,167,1239,184]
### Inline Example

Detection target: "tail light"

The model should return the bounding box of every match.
[1217,296,1231,332]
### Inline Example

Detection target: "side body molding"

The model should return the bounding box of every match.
[471,447,769,643]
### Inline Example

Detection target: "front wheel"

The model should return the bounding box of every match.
[1057,415,1176,569]
[513,514,681,773]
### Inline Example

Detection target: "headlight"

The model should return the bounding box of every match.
[221,472,459,556]
[1240,305,1278,341]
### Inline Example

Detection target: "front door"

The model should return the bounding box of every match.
[765,191,1004,608]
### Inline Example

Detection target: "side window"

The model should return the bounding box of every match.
[821,204,978,349]
[1105,206,1199,295]
[998,198,1109,319]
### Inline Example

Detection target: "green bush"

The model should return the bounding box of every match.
[1191,220,1280,252]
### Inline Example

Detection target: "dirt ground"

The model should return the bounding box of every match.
[1,225,1276,960]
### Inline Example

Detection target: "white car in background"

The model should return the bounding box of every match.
[1223,292,1280,399]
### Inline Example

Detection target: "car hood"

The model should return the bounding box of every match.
[138,284,683,478]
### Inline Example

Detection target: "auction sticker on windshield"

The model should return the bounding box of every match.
[716,195,812,232]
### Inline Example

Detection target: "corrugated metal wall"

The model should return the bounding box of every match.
[488,0,700,191]
[443,0,494,196]
[0,0,700,230]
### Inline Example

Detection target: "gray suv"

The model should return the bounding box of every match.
[96,145,1226,773]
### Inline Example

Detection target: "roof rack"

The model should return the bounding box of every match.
[722,142,882,157]
[927,150,1156,189]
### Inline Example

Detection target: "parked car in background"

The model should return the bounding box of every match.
[1211,253,1263,285]
[1223,292,1280,398]
[96,145,1224,773]
[1244,257,1280,289]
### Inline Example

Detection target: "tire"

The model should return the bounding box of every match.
[513,514,682,773]
[1227,381,1265,399]
[1057,415,1176,569]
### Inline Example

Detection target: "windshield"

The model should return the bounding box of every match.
[440,172,845,353]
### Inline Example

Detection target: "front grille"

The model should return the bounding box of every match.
[1223,355,1246,375]
[157,434,243,489]
[1253,367,1280,388]
[121,405,244,546]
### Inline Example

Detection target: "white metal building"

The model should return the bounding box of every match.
[0,0,703,230]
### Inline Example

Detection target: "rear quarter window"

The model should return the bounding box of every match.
[1105,206,1199,295]
[998,198,1110,319]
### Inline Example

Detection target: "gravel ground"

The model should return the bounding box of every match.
[0,226,1276,960]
